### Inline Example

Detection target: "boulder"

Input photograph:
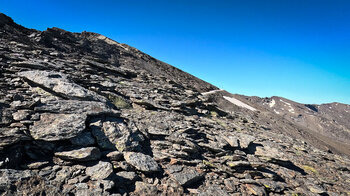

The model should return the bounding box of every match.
[85,161,114,180]
[166,165,204,187]
[30,113,86,141]
[123,152,160,172]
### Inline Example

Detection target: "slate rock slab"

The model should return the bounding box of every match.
[124,152,160,172]
[54,147,101,162]
[18,70,105,102]
[0,169,33,186]
[0,128,31,149]
[34,99,117,116]
[166,165,204,187]
[85,161,114,180]
[30,113,86,141]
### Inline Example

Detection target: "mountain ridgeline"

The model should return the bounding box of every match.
[0,13,350,195]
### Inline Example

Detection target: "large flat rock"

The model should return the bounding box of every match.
[34,100,117,115]
[54,147,101,161]
[124,152,160,172]
[0,128,31,149]
[85,161,114,180]
[30,113,86,141]
[18,70,106,102]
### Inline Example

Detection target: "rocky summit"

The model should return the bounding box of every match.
[0,13,350,196]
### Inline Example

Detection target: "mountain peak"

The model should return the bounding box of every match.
[0,13,14,26]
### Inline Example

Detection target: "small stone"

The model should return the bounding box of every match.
[245,184,267,196]
[199,185,230,196]
[12,110,30,121]
[124,152,160,172]
[106,151,123,161]
[54,147,101,161]
[167,165,204,187]
[237,133,255,148]
[85,161,113,180]
[115,171,139,184]
[308,184,326,194]
[224,177,239,192]
[0,128,31,149]
[134,181,158,195]
[69,132,95,147]
[227,161,251,168]
[223,135,239,148]
[26,161,49,169]
[254,145,284,159]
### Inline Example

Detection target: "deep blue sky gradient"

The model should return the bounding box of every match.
[1,0,349,104]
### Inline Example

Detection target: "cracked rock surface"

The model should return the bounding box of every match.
[1,13,350,195]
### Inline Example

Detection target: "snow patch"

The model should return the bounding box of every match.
[280,99,291,106]
[201,89,224,96]
[223,96,257,111]
[274,109,280,114]
[288,107,295,114]
[269,99,276,108]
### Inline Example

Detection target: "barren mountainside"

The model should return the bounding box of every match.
[0,13,350,195]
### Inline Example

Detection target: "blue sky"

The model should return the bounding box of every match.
[1,0,349,104]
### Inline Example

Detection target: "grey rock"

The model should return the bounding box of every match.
[55,147,101,161]
[12,110,31,121]
[237,133,255,148]
[70,132,95,147]
[223,135,239,148]
[254,144,285,159]
[115,171,139,184]
[0,127,31,149]
[256,179,287,193]
[26,161,49,169]
[0,169,33,186]
[18,70,106,102]
[123,152,160,172]
[34,99,117,115]
[245,184,267,196]
[90,117,144,151]
[134,181,158,195]
[307,184,326,194]
[167,165,204,187]
[199,185,230,196]
[227,160,251,168]
[85,161,114,180]
[106,151,123,161]
[30,113,86,141]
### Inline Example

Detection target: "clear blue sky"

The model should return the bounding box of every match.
[1,0,349,104]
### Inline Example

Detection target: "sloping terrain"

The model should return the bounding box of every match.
[1,13,350,195]
[225,94,350,156]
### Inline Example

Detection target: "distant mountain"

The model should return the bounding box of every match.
[1,13,350,195]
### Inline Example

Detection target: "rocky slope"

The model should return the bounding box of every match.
[0,13,350,195]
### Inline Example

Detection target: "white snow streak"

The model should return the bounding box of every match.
[223,96,257,111]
